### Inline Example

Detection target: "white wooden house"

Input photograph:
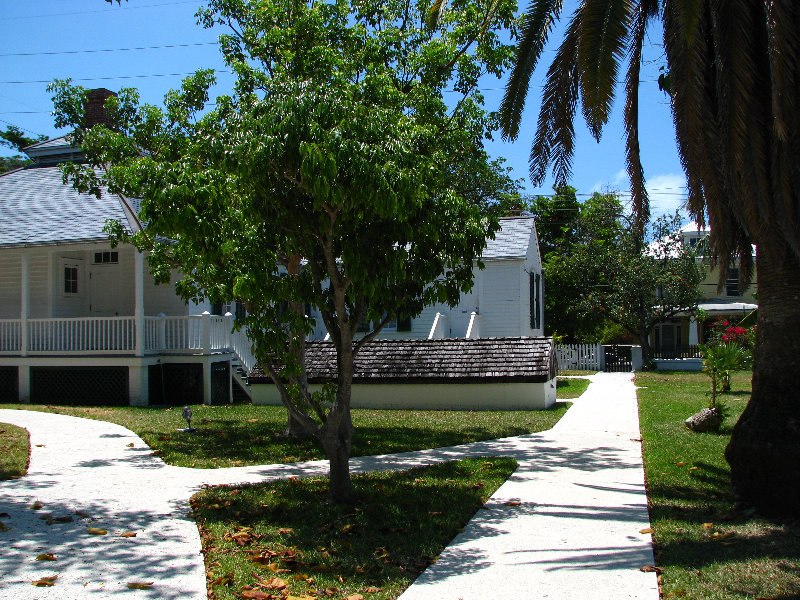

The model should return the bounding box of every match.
[307,216,546,341]
[0,133,250,406]
[0,90,551,407]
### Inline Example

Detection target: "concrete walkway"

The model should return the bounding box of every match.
[0,372,658,600]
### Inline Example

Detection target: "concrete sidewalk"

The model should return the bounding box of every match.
[0,372,658,599]
[398,372,659,600]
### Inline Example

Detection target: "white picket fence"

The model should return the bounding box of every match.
[556,343,603,371]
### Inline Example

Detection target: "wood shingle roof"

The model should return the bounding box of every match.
[250,336,556,384]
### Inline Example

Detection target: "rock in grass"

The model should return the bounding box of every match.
[685,407,723,433]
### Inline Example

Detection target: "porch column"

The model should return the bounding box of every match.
[20,253,29,358]
[688,316,699,346]
[134,251,144,357]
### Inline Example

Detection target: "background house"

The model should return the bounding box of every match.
[653,221,757,359]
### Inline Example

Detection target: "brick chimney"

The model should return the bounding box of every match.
[83,88,117,129]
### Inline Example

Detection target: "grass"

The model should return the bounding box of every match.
[0,401,570,469]
[0,422,30,480]
[192,457,517,600]
[559,369,596,376]
[556,377,590,399]
[637,370,800,600]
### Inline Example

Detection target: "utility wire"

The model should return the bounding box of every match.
[0,42,218,58]
[0,1,201,21]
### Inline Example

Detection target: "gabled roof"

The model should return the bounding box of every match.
[0,165,138,248]
[249,337,556,384]
[481,217,535,260]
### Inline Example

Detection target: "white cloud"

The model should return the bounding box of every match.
[588,171,688,221]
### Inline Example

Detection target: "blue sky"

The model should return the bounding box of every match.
[0,0,689,218]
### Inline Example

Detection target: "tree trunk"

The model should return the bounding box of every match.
[725,237,800,516]
[283,410,311,438]
[318,329,356,504]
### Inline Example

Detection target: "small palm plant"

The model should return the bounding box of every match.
[701,342,752,408]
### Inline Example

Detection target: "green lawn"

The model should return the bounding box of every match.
[556,377,591,399]
[0,423,29,481]
[193,457,517,600]
[0,399,570,468]
[636,370,800,600]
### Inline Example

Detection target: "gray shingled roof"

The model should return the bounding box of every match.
[481,217,534,260]
[0,166,135,247]
[249,337,556,384]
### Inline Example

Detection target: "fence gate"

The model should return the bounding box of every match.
[603,345,633,372]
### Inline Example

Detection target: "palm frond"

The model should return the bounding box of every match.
[623,0,658,233]
[576,0,635,140]
[529,17,581,186]
[499,0,564,141]
[427,0,449,30]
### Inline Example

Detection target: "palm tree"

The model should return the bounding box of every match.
[499,0,800,516]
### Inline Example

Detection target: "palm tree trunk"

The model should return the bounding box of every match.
[725,237,800,515]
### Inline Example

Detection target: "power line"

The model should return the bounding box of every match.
[0,1,201,21]
[0,70,233,85]
[0,42,219,58]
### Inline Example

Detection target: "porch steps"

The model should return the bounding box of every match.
[231,360,252,404]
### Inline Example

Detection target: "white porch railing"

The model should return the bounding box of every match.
[230,325,257,373]
[0,313,235,356]
[556,343,603,371]
[28,317,136,354]
[0,320,22,354]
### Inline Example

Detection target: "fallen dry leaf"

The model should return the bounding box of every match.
[640,565,663,574]
[86,527,108,535]
[211,572,234,586]
[248,418,259,422]
[120,531,137,538]
[675,461,687,467]
[639,528,654,534]
[364,586,382,593]
[31,575,57,587]
[127,582,154,590]
[689,467,700,471]
[346,594,365,600]
[126,443,134,448]
[0,521,10,532]
[278,528,294,535]
[503,501,522,507]
[702,523,714,529]
[52,516,73,524]
[30,501,43,510]
[35,444,45,447]
[240,589,272,599]
[36,553,56,561]
[75,510,92,519]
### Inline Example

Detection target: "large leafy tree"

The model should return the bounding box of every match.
[54,0,519,503]
[528,188,623,341]
[499,1,800,515]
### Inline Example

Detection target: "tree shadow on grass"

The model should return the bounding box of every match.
[192,458,518,596]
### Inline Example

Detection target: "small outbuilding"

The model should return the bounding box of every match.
[249,336,558,411]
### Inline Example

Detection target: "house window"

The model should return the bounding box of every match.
[93,251,118,264]
[530,272,542,330]
[64,266,79,294]
[726,268,740,297]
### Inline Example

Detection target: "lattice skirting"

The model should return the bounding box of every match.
[30,366,129,406]
[0,367,18,402]
[148,363,203,406]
